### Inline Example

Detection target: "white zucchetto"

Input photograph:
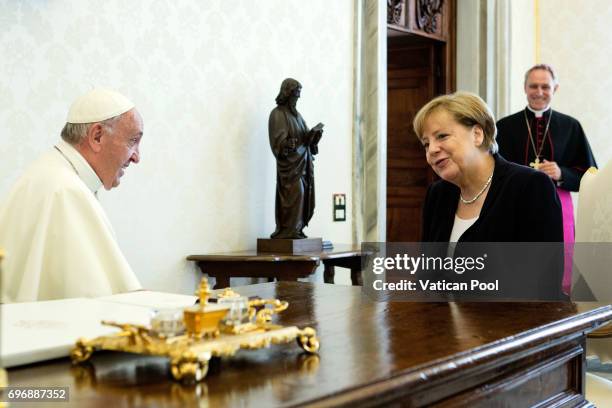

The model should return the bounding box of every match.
[67,88,135,124]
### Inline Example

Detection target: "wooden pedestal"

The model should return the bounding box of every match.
[257,238,322,254]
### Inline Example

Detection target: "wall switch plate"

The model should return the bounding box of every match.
[333,193,346,221]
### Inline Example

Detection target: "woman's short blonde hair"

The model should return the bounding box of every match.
[412,91,498,154]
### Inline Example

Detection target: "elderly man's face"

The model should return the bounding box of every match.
[98,109,143,190]
[524,69,557,111]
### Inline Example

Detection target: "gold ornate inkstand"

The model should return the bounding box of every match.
[70,279,319,383]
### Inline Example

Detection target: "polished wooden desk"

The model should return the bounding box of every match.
[187,244,362,288]
[7,283,612,407]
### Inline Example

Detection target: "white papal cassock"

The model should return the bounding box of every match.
[0,140,141,303]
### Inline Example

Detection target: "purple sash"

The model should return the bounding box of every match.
[557,188,574,295]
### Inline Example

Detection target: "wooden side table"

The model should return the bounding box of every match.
[187,244,362,289]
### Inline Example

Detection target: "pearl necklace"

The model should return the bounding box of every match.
[459,170,494,204]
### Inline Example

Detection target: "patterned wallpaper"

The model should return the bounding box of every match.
[540,0,612,167]
[538,0,612,244]
[460,0,610,171]
[0,0,355,292]
[509,0,536,113]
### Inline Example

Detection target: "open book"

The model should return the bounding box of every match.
[309,122,324,145]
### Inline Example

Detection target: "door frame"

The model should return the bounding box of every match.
[352,0,455,243]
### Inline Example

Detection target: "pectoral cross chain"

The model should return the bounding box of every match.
[524,109,553,172]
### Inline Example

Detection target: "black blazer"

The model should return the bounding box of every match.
[421,154,563,242]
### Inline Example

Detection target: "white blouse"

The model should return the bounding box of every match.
[449,215,478,242]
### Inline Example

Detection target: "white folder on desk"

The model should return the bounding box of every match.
[0,291,197,368]
[96,290,197,309]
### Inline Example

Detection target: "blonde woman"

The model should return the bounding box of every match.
[413,92,562,243]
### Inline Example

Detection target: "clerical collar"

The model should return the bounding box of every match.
[55,140,103,194]
[526,105,551,118]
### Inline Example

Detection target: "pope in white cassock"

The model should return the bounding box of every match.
[0,88,143,302]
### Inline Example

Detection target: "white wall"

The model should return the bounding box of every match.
[0,1,355,293]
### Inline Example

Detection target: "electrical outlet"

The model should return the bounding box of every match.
[333,193,346,221]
